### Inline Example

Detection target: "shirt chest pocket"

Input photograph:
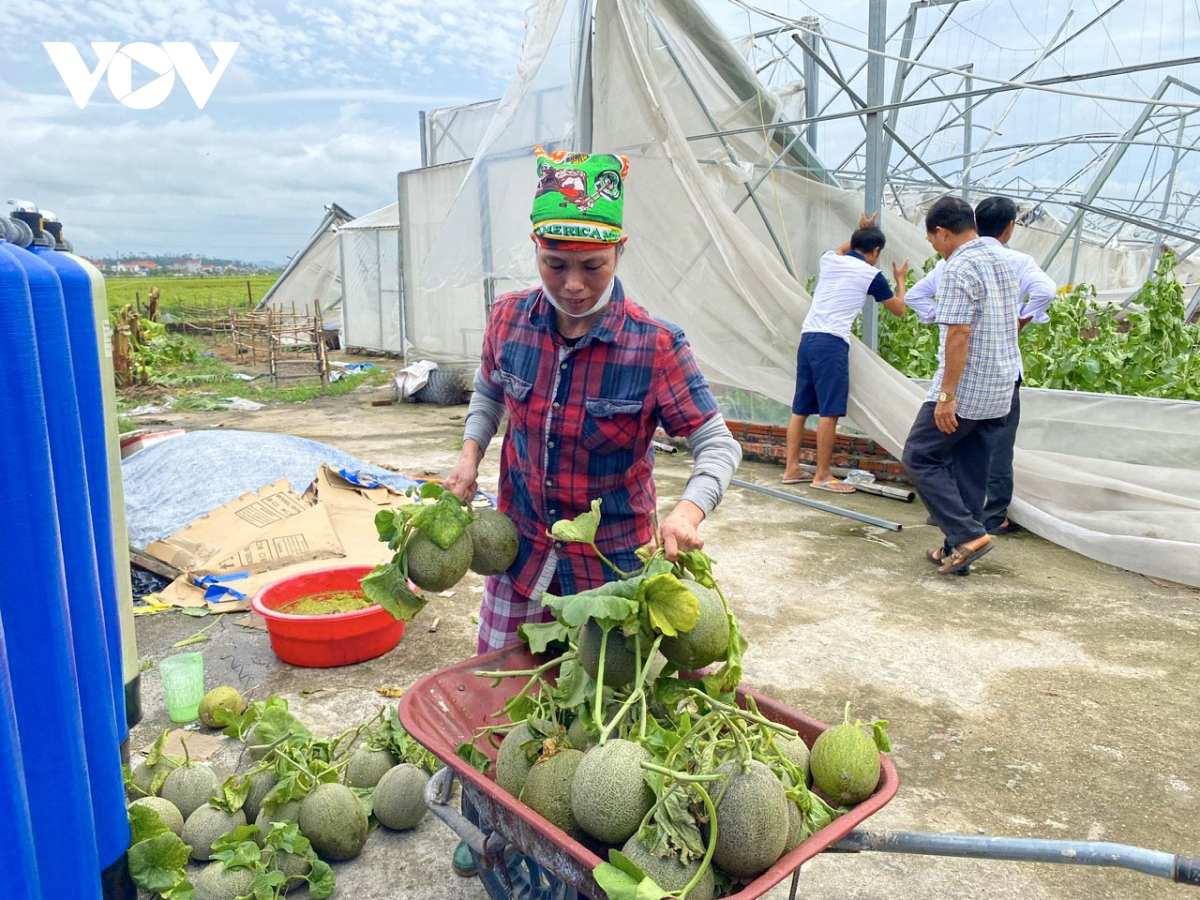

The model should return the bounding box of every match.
[580,397,646,455]
[491,369,533,428]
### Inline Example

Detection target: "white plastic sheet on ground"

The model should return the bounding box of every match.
[418,0,1200,587]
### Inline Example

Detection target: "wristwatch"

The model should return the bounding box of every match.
[936,391,955,403]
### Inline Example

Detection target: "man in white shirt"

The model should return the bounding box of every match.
[904,196,1056,535]
[782,215,909,492]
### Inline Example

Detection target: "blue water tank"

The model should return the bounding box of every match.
[0,241,101,898]
[30,245,130,740]
[0,609,42,900]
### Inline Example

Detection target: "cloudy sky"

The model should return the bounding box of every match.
[3,0,1197,263]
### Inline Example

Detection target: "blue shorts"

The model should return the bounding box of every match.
[792,332,849,417]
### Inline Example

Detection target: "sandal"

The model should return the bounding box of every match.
[781,472,814,484]
[926,546,971,575]
[937,539,993,575]
[811,478,856,494]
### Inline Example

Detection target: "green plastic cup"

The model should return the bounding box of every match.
[159,652,205,722]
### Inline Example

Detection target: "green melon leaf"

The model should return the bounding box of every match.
[549,499,602,546]
[128,804,169,845]
[361,560,427,622]
[456,742,491,775]
[594,860,641,900]
[640,573,700,637]
[544,580,639,628]
[410,493,473,549]
[519,620,571,654]
[307,859,337,899]
[872,720,892,753]
[128,832,192,894]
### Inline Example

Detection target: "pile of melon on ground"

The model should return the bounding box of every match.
[125,692,437,900]
[460,503,891,899]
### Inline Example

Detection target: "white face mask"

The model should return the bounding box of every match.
[541,277,616,319]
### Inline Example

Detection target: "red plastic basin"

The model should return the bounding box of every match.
[251,565,404,668]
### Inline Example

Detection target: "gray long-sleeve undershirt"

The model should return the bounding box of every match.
[461,367,741,515]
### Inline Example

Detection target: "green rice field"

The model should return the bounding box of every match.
[105,274,280,316]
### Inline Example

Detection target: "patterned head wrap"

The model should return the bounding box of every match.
[530,144,629,249]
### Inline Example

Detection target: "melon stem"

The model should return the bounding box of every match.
[597,634,662,746]
[681,785,719,900]
[685,689,798,737]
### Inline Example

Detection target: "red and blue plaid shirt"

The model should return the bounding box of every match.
[480,278,720,599]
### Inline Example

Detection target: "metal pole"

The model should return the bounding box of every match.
[418,110,428,168]
[1041,79,1173,271]
[1148,111,1189,279]
[574,0,594,152]
[800,17,821,150]
[647,9,799,276]
[862,0,887,352]
[729,478,903,532]
[962,65,973,200]
[831,830,1200,885]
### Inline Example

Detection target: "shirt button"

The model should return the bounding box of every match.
[560,362,568,370]
[547,440,555,448]
[553,401,561,409]
[545,479,553,487]
[549,509,557,517]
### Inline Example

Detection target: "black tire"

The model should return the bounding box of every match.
[413,367,467,405]
[462,790,583,900]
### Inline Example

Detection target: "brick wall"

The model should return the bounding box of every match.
[719,419,911,484]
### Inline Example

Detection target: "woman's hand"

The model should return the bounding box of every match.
[658,500,706,561]
[443,442,484,501]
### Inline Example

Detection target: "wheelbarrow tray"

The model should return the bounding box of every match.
[399,643,898,899]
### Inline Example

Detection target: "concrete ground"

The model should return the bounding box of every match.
[130,384,1200,900]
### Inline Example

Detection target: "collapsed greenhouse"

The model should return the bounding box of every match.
[267,0,1200,587]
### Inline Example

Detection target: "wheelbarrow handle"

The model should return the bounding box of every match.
[833,829,1200,887]
[423,766,489,857]
[1178,856,1200,885]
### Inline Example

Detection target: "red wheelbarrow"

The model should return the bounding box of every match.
[399,644,1200,899]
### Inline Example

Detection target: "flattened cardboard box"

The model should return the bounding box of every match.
[145,479,344,576]
[154,470,404,612]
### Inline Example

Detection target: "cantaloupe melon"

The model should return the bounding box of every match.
[407,530,474,592]
[659,584,729,671]
[809,723,880,805]
[345,746,398,788]
[298,783,369,860]
[128,796,184,836]
[519,749,584,839]
[183,805,247,861]
[620,835,715,900]
[570,739,654,844]
[467,509,520,575]
[160,765,218,821]
[374,763,430,831]
[711,759,788,879]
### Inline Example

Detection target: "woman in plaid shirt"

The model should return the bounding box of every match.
[443,147,741,654]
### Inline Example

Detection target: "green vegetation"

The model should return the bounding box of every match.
[866,255,1200,400]
[114,331,389,410]
[106,274,278,317]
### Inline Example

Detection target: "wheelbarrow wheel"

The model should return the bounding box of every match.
[462,791,583,900]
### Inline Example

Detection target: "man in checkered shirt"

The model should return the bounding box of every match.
[444,147,742,653]
[902,196,1021,575]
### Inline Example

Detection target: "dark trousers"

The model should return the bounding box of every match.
[980,380,1021,530]
[903,402,1004,548]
